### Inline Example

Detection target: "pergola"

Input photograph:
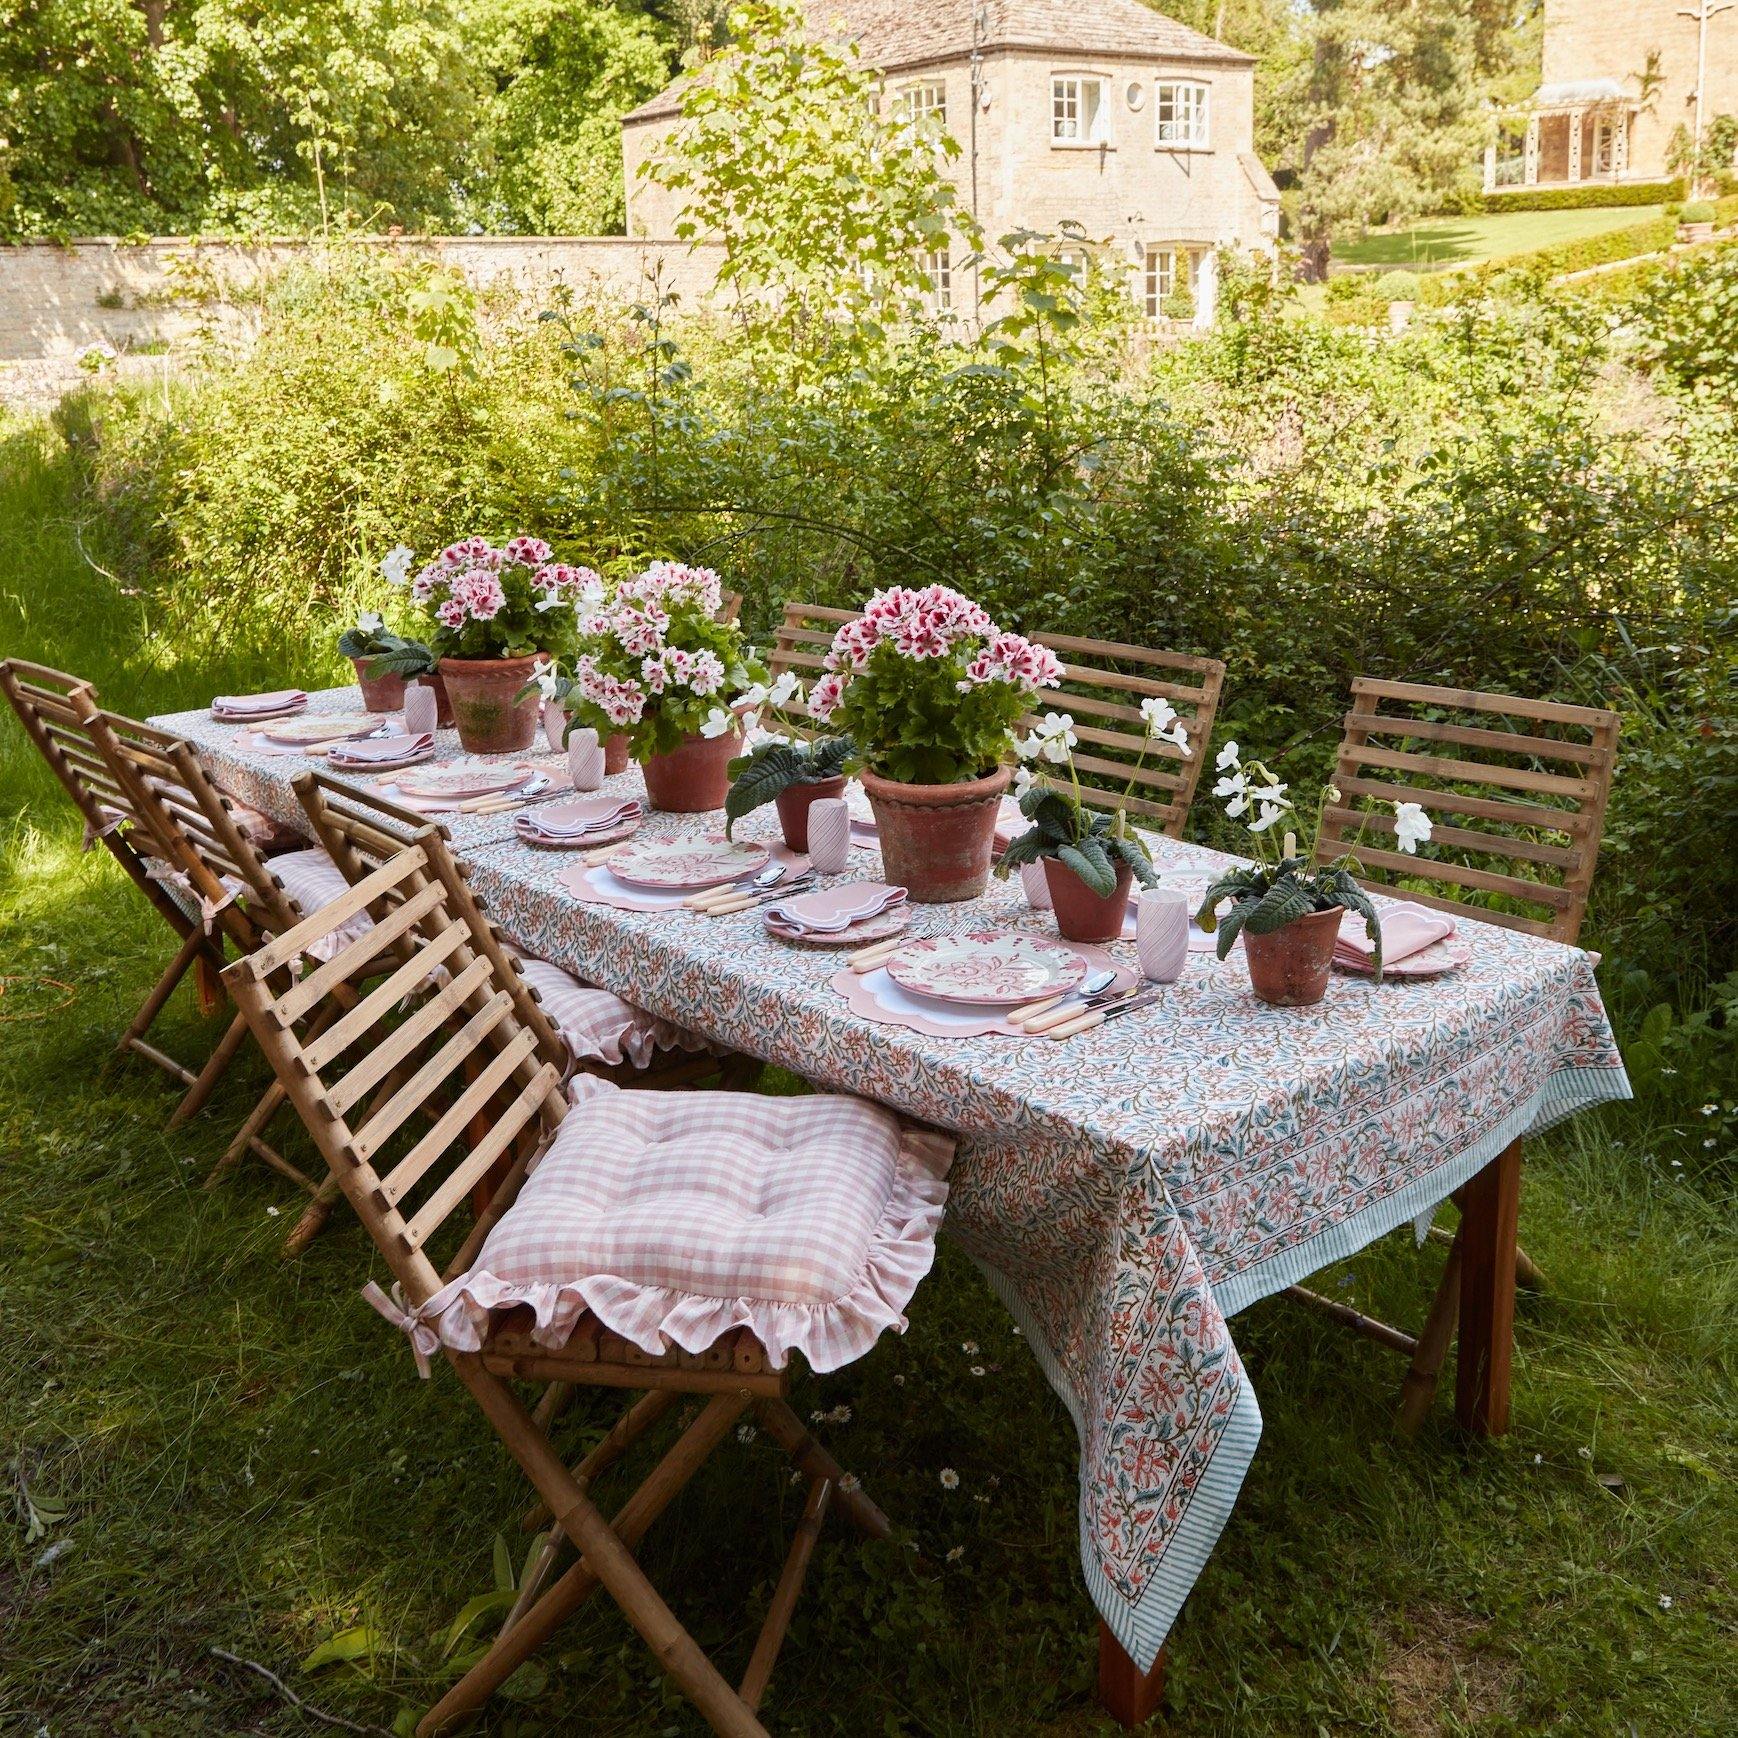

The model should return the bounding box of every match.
[1485,79,1635,190]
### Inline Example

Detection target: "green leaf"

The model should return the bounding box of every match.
[995,825,1047,875]
[1057,838,1116,897]
[723,741,809,836]
[440,1590,516,1659]
[301,1625,383,1674]
[1243,875,1316,935]
[492,1532,514,1593]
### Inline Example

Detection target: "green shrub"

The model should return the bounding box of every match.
[1373,270,1421,300]
[1479,181,1683,213]
[1680,201,1717,224]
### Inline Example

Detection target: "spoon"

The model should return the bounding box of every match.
[1008,968,1118,1029]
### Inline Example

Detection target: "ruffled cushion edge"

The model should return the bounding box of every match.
[418,1122,954,1374]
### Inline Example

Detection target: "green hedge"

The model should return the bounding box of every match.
[1478,181,1682,214]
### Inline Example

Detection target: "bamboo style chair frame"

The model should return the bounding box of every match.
[1293,677,1620,1429]
[768,603,1227,837]
[222,852,943,1737]
[0,661,283,1164]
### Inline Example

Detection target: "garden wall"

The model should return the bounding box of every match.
[0,236,725,408]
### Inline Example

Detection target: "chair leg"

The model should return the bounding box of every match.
[752,1397,891,1541]
[115,925,209,1073]
[205,1080,286,1188]
[423,1377,756,1738]
[280,1174,343,1254]
[739,1477,831,1713]
[168,1008,251,1128]
[1397,1232,1463,1435]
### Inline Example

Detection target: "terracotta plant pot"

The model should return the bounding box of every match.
[414,671,455,729]
[1241,904,1343,1007]
[438,653,546,755]
[1043,856,1135,943]
[859,764,1010,903]
[773,774,848,852]
[604,732,630,776]
[642,728,740,813]
[350,656,406,714]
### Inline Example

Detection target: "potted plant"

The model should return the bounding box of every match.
[1195,742,1433,1006]
[336,609,435,713]
[388,535,587,754]
[722,672,854,849]
[809,586,1063,902]
[996,699,1191,940]
[1679,200,1717,243]
[544,561,764,812]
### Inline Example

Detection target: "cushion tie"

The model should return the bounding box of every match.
[82,809,126,852]
[361,1280,439,1378]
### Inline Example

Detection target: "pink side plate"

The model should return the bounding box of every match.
[531,797,643,834]
[607,837,771,892]
[886,930,1087,1006]
[393,760,537,801]
[1334,938,1470,978]
[513,816,641,852]
[765,907,910,948]
[259,711,382,746]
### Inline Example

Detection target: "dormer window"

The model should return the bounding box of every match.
[1156,81,1209,149]
[1052,76,1109,145]
[894,79,948,127]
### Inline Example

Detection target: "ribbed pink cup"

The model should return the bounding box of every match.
[806,797,852,874]
[1136,887,1190,983]
[1020,862,1053,910]
[402,684,439,738]
[567,728,604,792]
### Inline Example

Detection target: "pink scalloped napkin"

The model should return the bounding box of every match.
[518,796,643,840]
[327,731,435,769]
[211,689,307,721]
[558,841,807,913]
[1335,906,1456,971]
[830,940,1133,1039]
[763,881,906,934]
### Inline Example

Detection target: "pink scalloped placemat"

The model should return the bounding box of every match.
[829,940,1133,1038]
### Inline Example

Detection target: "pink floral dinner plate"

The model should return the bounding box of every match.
[392,759,536,801]
[764,906,910,947]
[260,712,383,746]
[607,836,771,892]
[887,930,1087,1006]
[1335,937,1470,979]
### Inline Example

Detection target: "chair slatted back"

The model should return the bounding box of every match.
[1030,634,1225,837]
[1314,678,1620,943]
[223,842,569,1305]
[718,590,744,625]
[293,771,570,1073]
[80,705,299,943]
[766,602,861,736]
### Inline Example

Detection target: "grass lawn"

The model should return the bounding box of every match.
[3,419,1734,1735]
[1333,207,1666,273]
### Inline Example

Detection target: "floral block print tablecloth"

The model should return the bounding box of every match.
[157,689,1631,1672]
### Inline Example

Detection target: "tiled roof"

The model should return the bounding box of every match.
[625,0,1251,123]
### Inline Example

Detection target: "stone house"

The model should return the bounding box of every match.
[1486,0,1738,191]
[621,0,1280,322]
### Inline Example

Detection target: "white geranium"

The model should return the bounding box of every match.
[1393,800,1433,854]
[380,544,415,587]
[532,665,561,701]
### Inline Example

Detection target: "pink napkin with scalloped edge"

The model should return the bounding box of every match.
[1335,906,1455,966]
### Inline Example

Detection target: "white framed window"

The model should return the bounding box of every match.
[893,79,948,127]
[917,247,951,312]
[1143,247,1176,316]
[1052,75,1109,145]
[1155,81,1209,149]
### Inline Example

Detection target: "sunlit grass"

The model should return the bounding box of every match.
[1333,206,1667,273]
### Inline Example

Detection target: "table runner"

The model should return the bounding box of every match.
[156,690,1631,1670]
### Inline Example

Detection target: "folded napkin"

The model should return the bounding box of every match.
[766,881,906,933]
[517,797,642,839]
[327,731,434,767]
[1336,905,1456,967]
[212,689,307,718]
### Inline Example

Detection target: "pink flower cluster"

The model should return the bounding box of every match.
[617,560,724,617]
[808,585,1061,722]
[569,654,647,729]
[409,533,597,630]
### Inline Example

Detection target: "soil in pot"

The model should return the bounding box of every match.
[1043,856,1134,943]
[859,765,1010,903]
[351,657,406,714]
[439,654,546,754]
[642,729,739,812]
[774,774,848,852]
[1241,904,1343,1007]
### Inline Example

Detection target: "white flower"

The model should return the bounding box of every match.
[1213,770,1249,816]
[1393,801,1432,855]
[1013,765,1038,795]
[533,592,566,613]
[532,666,561,701]
[698,705,737,738]
[961,1341,978,1354]
[1033,711,1077,764]
[939,1468,960,1490]
[1246,783,1292,834]
[1139,696,1190,754]
[380,544,415,587]
[355,610,385,636]
[1215,739,1240,772]
[767,670,806,707]
[1658,1593,1673,1610]
[969,1365,986,1377]
[946,1545,965,1563]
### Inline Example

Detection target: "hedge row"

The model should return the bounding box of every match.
[1477,180,1682,214]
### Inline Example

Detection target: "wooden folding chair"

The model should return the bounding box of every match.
[221,852,952,1737]
[1027,634,1225,838]
[0,659,239,1090]
[1296,677,1620,1428]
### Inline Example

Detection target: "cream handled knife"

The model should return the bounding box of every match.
[1048,985,1166,1040]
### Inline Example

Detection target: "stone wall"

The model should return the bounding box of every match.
[0,235,725,411]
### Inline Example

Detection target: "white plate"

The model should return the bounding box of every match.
[886,930,1087,1006]
[1336,938,1470,979]
[607,837,771,892]
[393,759,536,800]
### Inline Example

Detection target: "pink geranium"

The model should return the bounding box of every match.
[502,535,554,568]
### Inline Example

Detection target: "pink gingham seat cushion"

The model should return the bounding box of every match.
[269,847,374,961]
[425,1076,954,1372]
[509,952,718,1071]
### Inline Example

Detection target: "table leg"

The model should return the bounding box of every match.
[1097,1621,1167,1727]
[1455,1136,1523,1435]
